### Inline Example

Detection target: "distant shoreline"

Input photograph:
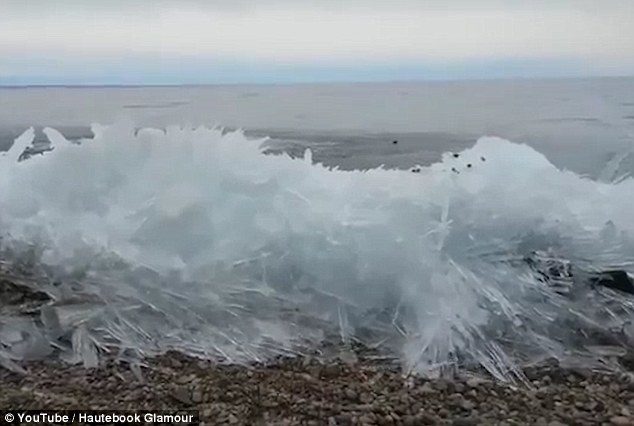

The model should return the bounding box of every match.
[2,75,634,89]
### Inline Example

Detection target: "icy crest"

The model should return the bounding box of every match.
[1,124,633,380]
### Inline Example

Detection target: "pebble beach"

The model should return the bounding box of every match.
[2,348,634,425]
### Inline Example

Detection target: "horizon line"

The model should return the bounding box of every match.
[2,75,634,89]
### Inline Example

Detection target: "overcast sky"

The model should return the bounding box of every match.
[1,0,634,85]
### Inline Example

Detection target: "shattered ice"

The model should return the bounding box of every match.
[0,123,633,380]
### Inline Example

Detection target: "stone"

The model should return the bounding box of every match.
[460,399,476,411]
[420,383,436,395]
[418,413,439,425]
[610,416,632,426]
[466,378,487,388]
[345,388,358,401]
[176,375,193,384]
[172,386,192,405]
[452,417,480,426]
[191,389,203,403]
[403,416,418,426]
[360,414,376,424]
[433,380,449,392]
[360,392,374,404]
[335,414,352,424]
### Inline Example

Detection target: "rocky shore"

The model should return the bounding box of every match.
[1,349,633,425]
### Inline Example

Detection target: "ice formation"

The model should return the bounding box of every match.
[1,123,633,380]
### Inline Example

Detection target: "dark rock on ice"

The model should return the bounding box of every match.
[523,252,574,295]
[525,252,634,296]
[0,271,50,315]
[17,145,54,162]
[619,350,634,371]
[0,279,49,307]
[591,270,634,295]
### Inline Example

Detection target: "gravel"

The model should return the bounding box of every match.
[1,350,634,425]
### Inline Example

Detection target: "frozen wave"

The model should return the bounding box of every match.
[1,123,633,380]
